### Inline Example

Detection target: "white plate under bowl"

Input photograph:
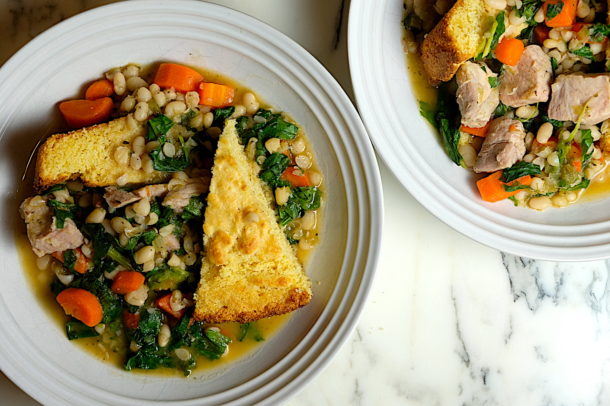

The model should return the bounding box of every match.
[0,1,383,404]
[349,0,610,261]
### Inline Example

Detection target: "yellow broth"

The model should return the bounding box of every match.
[16,62,322,375]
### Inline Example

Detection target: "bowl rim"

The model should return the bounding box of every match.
[0,0,384,404]
[348,0,610,261]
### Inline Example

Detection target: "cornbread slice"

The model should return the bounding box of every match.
[420,0,494,85]
[194,120,312,323]
[35,117,169,190]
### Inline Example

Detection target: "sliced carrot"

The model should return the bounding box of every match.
[197,82,235,108]
[544,0,577,28]
[534,25,550,44]
[85,79,114,100]
[153,63,203,93]
[281,166,312,187]
[460,122,491,137]
[476,172,533,203]
[495,38,525,66]
[155,293,184,319]
[111,271,145,294]
[56,288,103,327]
[51,249,90,274]
[59,97,113,128]
[122,310,140,329]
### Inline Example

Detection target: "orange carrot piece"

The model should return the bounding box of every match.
[56,288,103,327]
[155,293,184,319]
[476,172,533,203]
[122,310,140,329]
[197,82,235,108]
[111,271,145,294]
[85,79,114,100]
[153,63,203,92]
[460,122,491,137]
[281,166,312,187]
[544,0,577,28]
[51,249,90,274]
[495,38,525,66]
[58,97,113,128]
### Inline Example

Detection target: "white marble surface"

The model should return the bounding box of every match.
[3,1,610,405]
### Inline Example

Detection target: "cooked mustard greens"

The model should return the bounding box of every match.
[21,62,323,375]
[434,87,462,166]
[146,114,197,172]
[407,0,610,209]
[236,108,321,243]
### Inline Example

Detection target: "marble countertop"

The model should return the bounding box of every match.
[3,1,610,405]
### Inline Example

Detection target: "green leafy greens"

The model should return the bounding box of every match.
[501,162,542,183]
[545,1,564,20]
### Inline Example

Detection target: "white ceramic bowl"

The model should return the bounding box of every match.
[0,1,383,404]
[349,0,610,261]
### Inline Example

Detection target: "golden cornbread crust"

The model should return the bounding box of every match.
[35,117,169,191]
[421,0,493,85]
[194,120,312,323]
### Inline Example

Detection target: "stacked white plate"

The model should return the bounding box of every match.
[349,0,610,260]
[0,1,382,404]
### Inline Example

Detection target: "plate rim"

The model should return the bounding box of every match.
[0,0,384,404]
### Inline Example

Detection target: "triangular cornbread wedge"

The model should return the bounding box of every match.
[35,117,169,190]
[194,120,312,323]
[421,0,493,84]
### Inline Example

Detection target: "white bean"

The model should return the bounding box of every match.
[125,284,148,306]
[231,105,246,118]
[130,153,142,170]
[547,151,560,167]
[153,90,167,108]
[158,324,171,347]
[295,154,312,169]
[136,87,152,103]
[203,112,214,128]
[126,76,148,92]
[113,72,126,96]
[243,92,259,114]
[291,138,306,154]
[516,105,538,119]
[122,64,140,78]
[131,136,146,155]
[175,348,191,361]
[528,196,552,211]
[301,211,317,230]
[162,142,176,158]
[164,101,186,117]
[185,91,200,109]
[134,101,149,121]
[458,144,477,168]
[36,255,51,271]
[163,88,176,101]
[126,113,138,130]
[536,122,554,144]
[577,0,590,18]
[111,217,132,234]
[120,95,136,112]
[86,207,106,224]
[551,194,569,208]
[308,171,323,187]
[275,187,291,206]
[134,246,155,264]
[132,198,151,216]
[265,138,281,153]
[145,212,159,226]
